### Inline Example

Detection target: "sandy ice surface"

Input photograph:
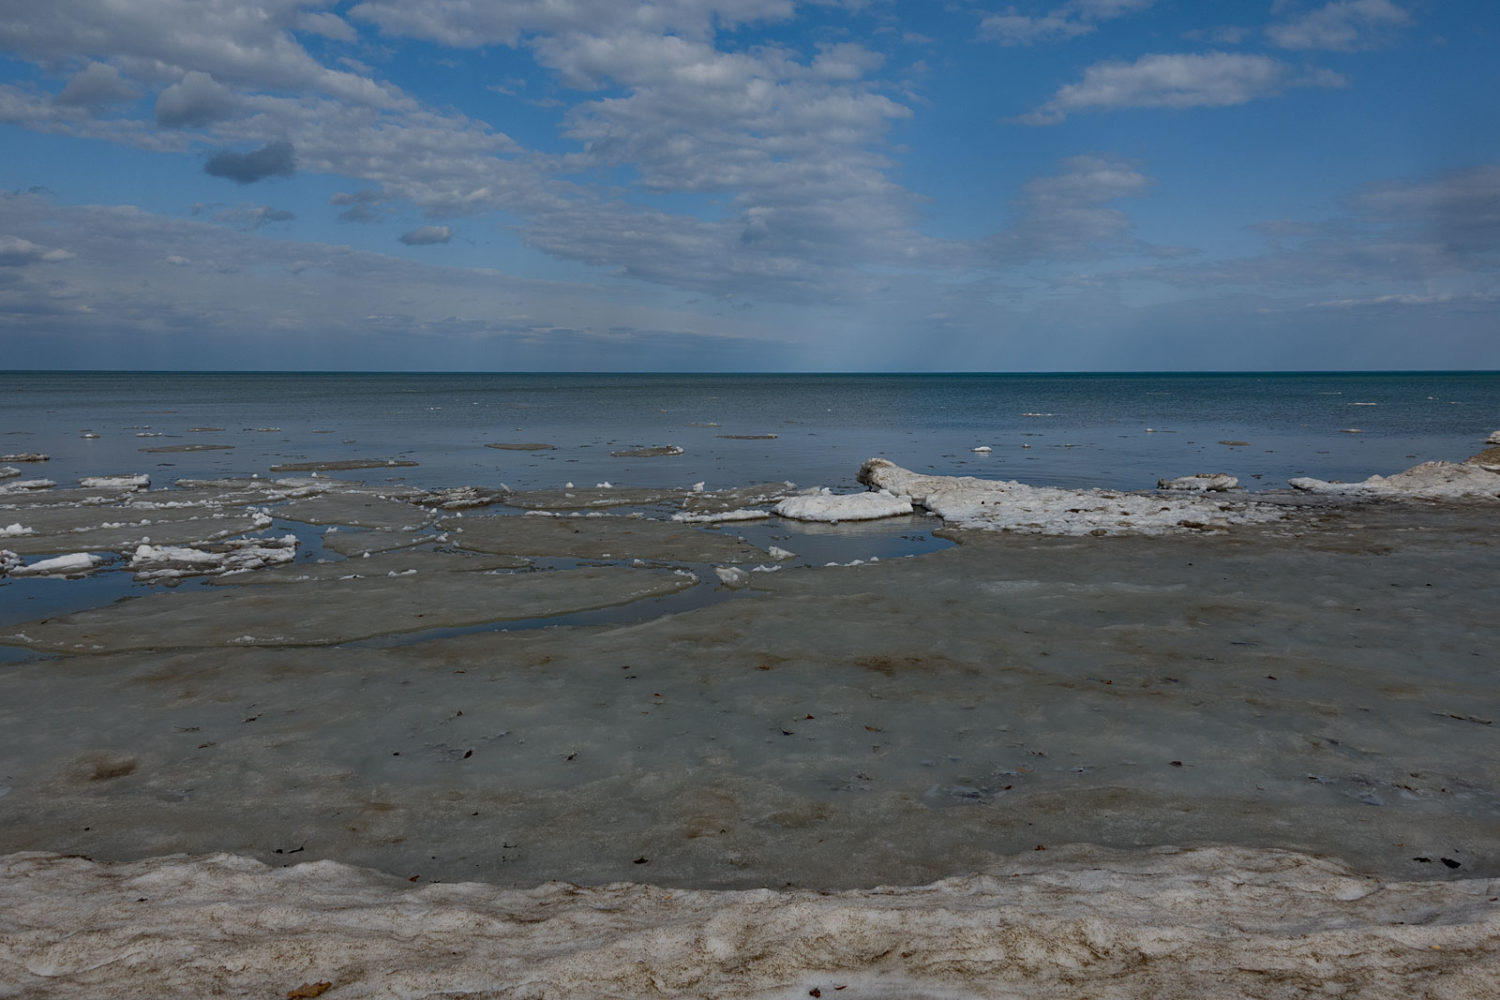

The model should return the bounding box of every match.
[3,846,1496,999]
[2,450,1500,996]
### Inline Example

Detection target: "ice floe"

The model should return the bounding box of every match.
[78,474,150,490]
[9,552,105,577]
[610,444,684,458]
[1157,473,1239,492]
[1290,460,1500,501]
[670,508,771,524]
[859,459,1281,536]
[0,452,47,462]
[773,488,913,522]
[1489,429,1500,445]
[129,535,299,582]
[0,479,55,493]
[0,523,33,537]
[0,466,18,480]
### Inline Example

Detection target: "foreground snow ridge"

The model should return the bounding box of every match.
[1,846,1495,1000]
[858,459,1281,536]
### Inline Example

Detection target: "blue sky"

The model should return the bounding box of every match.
[1,0,1497,371]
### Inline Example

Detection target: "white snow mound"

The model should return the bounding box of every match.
[859,459,1281,536]
[773,488,913,523]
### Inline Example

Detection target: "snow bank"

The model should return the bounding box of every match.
[129,535,299,582]
[1157,473,1239,492]
[859,459,1280,536]
[1290,460,1500,501]
[78,474,150,490]
[0,847,1494,1000]
[773,488,913,522]
[10,552,104,577]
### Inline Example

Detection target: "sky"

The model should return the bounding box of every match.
[1,0,1497,372]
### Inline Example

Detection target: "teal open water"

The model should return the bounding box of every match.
[5,370,1499,493]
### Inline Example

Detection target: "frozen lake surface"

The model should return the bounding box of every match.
[2,371,1498,997]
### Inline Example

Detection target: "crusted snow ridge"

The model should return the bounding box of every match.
[859,459,1281,536]
[773,488,913,523]
[1290,460,1500,501]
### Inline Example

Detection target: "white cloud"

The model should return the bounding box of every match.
[1268,0,1410,52]
[0,235,75,265]
[980,0,1154,47]
[1016,51,1346,124]
[155,71,238,127]
[0,0,404,107]
[54,62,137,107]
[347,0,797,48]
[984,155,1160,262]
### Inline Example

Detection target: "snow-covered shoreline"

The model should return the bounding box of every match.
[4,845,1496,999]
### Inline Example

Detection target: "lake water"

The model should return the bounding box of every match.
[5,370,1498,492]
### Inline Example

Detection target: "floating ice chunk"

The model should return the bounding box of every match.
[78,474,150,490]
[1,523,33,537]
[129,535,298,582]
[1489,430,1500,445]
[0,452,48,462]
[11,552,105,577]
[1157,473,1239,492]
[1289,461,1500,501]
[0,550,21,575]
[714,566,751,588]
[610,445,683,458]
[0,478,55,493]
[671,508,771,524]
[692,482,706,492]
[768,545,795,560]
[0,466,18,480]
[81,432,99,439]
[774,488,913,523]
[971,446,992,453]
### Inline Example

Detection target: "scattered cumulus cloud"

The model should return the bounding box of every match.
[155,71,238,127]
[1268,0,1410,52]
[204,140,297,184]
[54,62,136,107]
[0,235,75,265]
[1015,52,1347,124]
[331,189,390,223]
[399,224,452,245]
[213,204,296,229]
